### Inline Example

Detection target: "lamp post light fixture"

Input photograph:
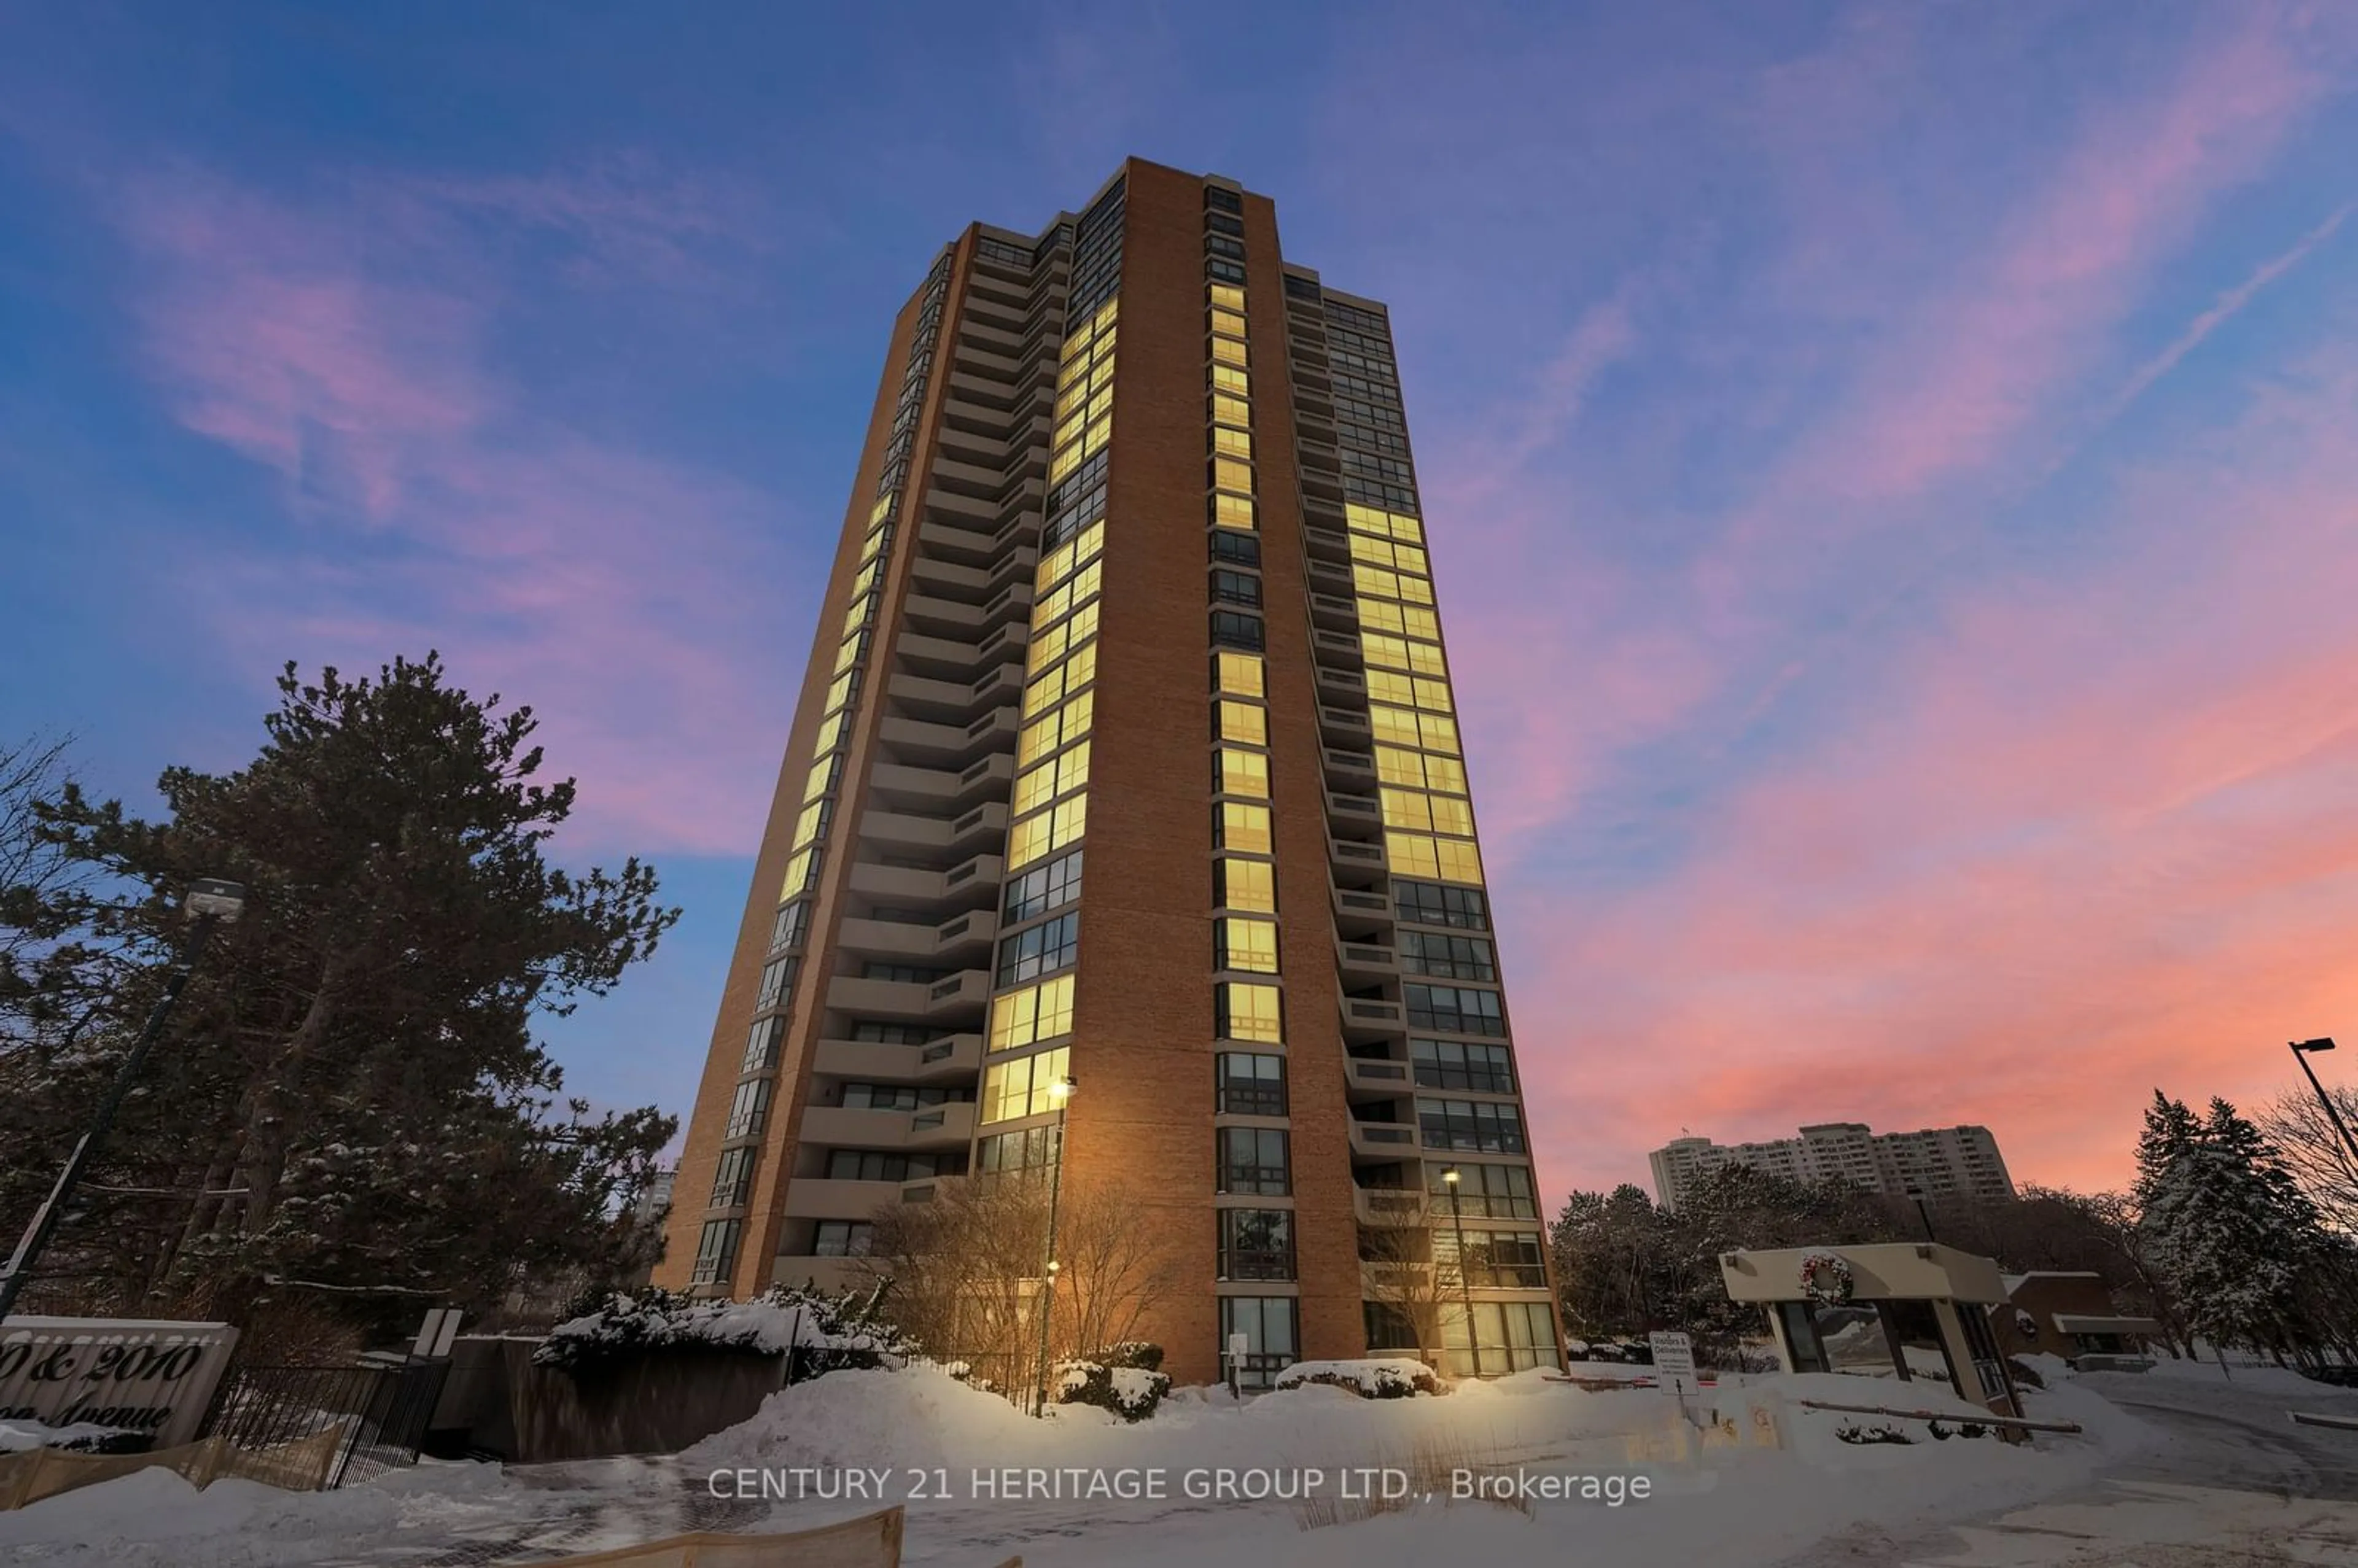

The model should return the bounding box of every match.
[0,879,247,1322]
[1030,1074,1078,1418]
[2290,1038,2358,1171]
[1441,1163,1481,1380]
[1904,1184,1937,1244]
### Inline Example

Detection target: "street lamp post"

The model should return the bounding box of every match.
[1030,1074,1077,1418]
[0,879,246,1323]
[2290,1039,2358,1170]
[1905,1184,1937,1244]
[1442,1165,1481,1379]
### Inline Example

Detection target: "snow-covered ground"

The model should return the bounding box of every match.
[0,1359,2204,1568]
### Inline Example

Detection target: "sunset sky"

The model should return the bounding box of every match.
[3,2,2355,1206]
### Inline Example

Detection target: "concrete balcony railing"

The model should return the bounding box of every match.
[810,1033,983,1085]
[1331,884,1393,923]
[1336,939,1398,979]
[823,967,991,1022]
[782,1177,900,1222]
[1345,1057,1414,1095]
[797,1100,978,1154]
[1347,1119,1420,1159]
[1354,1187,1428,1226]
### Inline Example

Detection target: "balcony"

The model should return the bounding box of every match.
[1353,1187,1427,1226]
[1309,592,1358,634]
[1312,628,1363,669]
[1329,837,1387,875]
[1347,1119,1420,1159]
[1345,1057,1414,1095]
[810,1031,984,1084]
[885,672,987,724]
[1321,747,1377,791]
[1336,939,1396,982]
[782,1178,900,1222]
[1331,884,1393,924]
[823,967,991,1020]
[847,855,1005,912]
[1317,705,1372,745]
[798,1100,978,1153]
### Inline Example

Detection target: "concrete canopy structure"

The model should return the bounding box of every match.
[1719,1243,2023,1419]
[656,160,1559,1387]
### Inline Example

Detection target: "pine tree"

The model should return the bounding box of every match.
[2137,1092,2323,1363]
[0,655,679,1330]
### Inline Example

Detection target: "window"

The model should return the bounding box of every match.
[1205,211,1245,237]
[1212,425,1253,460]
[709,1147,755,1208]
[1007,794,1086,868]
[1215,916,1280,974]
[757,954,799,1010]
[1211,611,1265,651]
[1399,931,1496,982]
[691,1218,741,1284]
[978,1123,1062,1175]
[1412,1038,1515,1093]
[1210,492,1256,530]
[997,910,1080,985]
[1217,981,1284,1043]
[1216,857,1276,912]
[989,975,1076,1051]
[742,1017,787,1073]
[1441,1300,1560,1376]
[1208,257,1247,285]
[1013,739,1091,814]
[1220,1297,1298,1389]
[725,1077,772,1140]
[1003,848,1083,923]
[1210,568,1263,608]
[1418,1098,1527,1154]
[812,1221,873,1257]
[1434,1227,1547,1288]
[1215,701,1267,746]
[981,1046,1073,1122]
[827,1150,967,1182]
[1393,880,1492,931]
[1405,984,1506,1036]
[1218,1127,1290,1194]
[1212,650,1264,698]
[1218,1209,1296,1281]
[1216,801,1272,853]
[1209,530,1261,567]
[1428,1160,1538,1219]
[1215,748,1270,799]
[1216,1052,1286,1116]
[770,900,811,953]
[1206,233,1245,260]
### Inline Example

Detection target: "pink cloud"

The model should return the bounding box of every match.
[1511,335,2358,1200]
[103,160,800,856]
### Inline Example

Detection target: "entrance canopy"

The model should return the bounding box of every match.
[1719,1243,2008,1306]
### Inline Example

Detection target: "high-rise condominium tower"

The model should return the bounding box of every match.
[659,160,1558,1386]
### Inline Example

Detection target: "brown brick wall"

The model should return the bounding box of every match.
[656,253,941,1292]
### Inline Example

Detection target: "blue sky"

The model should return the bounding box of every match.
[4,2,2356,1198]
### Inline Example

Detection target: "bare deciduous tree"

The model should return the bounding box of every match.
[858,1170,1181,1397]
[2258,1087,2358,1235]
[1358,1211,1461,1368]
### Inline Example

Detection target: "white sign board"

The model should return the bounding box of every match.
[1648,1330,1697,1397]
[0,1316,239,1448]
[1226,1332,1249,1362]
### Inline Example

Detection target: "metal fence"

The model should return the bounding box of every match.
[201,1355,450,1489]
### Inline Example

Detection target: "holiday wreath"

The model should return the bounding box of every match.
[1797,1251,1854,1306]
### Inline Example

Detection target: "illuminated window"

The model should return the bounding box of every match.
[1213,650,1265,699]
[1217,918,1280,974]
[1212,392,1251,427]
[981,1046,1073,1122]
[1217,857,1276,912]
[1419,713,1461,755]
[1213,426,1253,459]
[1216,748,1270,799]
[780,848,817,900]
[1008,794,1088,869]
[1013,740,1090,815]
[825,669,858,715]
[792,799,829,849]
[1367,669,1417,708]
[1374,745,1424,788]
[813,710,846,756]
[1216,800,1272,853]
[1428,794,1475,837]
[1217,982,1285,1044]
[1213,456,1253,494]
[989,976,1077,1052]
[1388,833,1441,879]
[1019,691,1094,766]
[1425,755,1468,794]
[1212,335,1248,368]
[1211,364,1250,396]
[803,755,839,801]
[1369,705,1421,748]
[1210,308,1247,338]
[870,494,895,527]
[842,596,873,638]
[1208,282,1245,311]
[1215,701,1268,746]
[1434,838,1484,885]
[1024,643,1098,716]
[1212,493,1256,530]
[1414,676,1453,712]
[1382,790,1433,831]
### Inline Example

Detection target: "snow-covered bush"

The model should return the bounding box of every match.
[534,1283,917,1376]
[1092,1341,1165,1372]
[1053,1359,1171,1421]
[1270,1357,1441,1399]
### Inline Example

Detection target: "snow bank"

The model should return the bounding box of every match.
[0,1419,137,1454]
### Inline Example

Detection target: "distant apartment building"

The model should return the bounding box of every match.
[1648,1123,2013,1209]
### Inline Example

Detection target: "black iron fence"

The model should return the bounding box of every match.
[201,1355,450,1488]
